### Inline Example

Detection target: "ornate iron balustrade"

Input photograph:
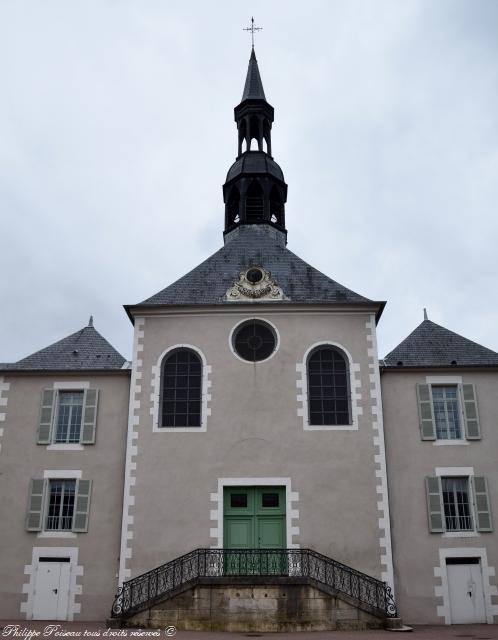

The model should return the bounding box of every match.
[111,548,397,619]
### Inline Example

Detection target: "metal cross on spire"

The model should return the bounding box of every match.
[243,16,262,48]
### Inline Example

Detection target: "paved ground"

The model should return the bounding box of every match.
[2,621,498,640]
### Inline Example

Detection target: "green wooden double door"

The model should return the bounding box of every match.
[223,486,287,574]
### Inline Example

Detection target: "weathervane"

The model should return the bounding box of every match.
[243,16,262,48]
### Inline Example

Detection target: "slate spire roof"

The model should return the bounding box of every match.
[0,319,127,372]
[383,319,498,368]
[241,47,266,101]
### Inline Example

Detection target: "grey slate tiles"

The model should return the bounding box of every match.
[383,319,498,368]
[0,323,126,371]
[135,224,374,308]
[241,48,266,101]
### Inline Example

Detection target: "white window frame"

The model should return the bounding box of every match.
[151,344,211,433]
[44,478,77,533]
[425,376,469,446]
[45,382,90,450]
[297,341,361,431]
[36,470,82,538]
[435,467,480,538]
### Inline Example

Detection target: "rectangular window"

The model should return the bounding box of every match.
[55,392,84,443]
[46,480,76,531]
[442,477,473,531]
[432,386,462,440]
[37,387,99,445]
[416,383,481,441]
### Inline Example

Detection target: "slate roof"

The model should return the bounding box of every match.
[241,48,266,101]
[131,224,382,316]
[383,319,498,368]
[226,151,285,183]
[0,321,127,372]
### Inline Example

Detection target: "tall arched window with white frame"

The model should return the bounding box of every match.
[161,349,202,427]
[307,346,350,426]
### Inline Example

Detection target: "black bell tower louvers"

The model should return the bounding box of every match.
[223,48,288,238]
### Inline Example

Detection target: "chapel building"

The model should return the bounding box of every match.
[0,47,497,630]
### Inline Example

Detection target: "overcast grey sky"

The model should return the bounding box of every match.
[1,0,497,362]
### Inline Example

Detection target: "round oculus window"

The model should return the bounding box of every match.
[233,319,277,362]
[246,267,264,284]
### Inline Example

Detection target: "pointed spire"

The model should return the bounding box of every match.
[88,315,94,328]
[423,308,428,321]
[241,48,266,101]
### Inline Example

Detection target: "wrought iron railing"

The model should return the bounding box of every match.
[111,548,397,619]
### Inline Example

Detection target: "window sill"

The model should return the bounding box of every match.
[304,423,357,431]
[37,531,77,539]
[442,531,480,538]
[433,440,469,446]
[46,444,84,451]
[156,426,206,433]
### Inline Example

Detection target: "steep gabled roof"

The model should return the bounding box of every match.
[383,319,498,368]
[0,320,126,372]
[130,225,381,316]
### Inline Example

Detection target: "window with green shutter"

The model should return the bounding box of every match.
[26,479,47,531]
[37,387,99,445]
[425,474,493,534]
[472,476,493,532]
[26,477,92,533]
[417,383,481,442]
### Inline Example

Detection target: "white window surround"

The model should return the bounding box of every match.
[210,477,300,549]
[434,468,478,538]
[433,440,469,447]
[43,469,82,479]
[435,467,474,477]
[425,376,469,445]
[296,341,361,431]
[53,381,90,390]
[47,444,85,451]
[434,547,498,624]
[150,343,212,433]
[20,546,83,620]
[228,317,281,364]
[37,531,77,539]
[42,382,91,449]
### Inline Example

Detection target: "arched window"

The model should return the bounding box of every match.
[246,181,264,221]
[161,349,202,427]
[307,347,350,425]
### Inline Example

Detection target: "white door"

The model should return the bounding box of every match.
[447,561,486,624]
[32,559,71,620]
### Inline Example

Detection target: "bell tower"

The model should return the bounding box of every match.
[223,47,288,238]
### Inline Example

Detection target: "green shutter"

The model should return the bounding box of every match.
[26,479,46,531]
[417,384,436,440]
[72,479,92,532]
[80,389,99,444]
[38,389,55,444]
[472,476,493,532]
[425,476,444,532]
[460,384,481,440]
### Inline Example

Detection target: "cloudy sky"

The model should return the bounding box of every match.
[1,0,497,362]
